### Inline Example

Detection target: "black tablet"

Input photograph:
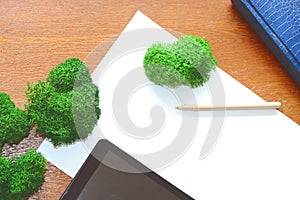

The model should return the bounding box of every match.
[60,139,194,200]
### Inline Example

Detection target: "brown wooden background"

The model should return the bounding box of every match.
[1,0,299,199]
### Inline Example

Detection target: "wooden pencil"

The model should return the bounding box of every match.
[175,102,281,111]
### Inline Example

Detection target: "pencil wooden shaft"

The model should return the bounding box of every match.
[176,102,281,111]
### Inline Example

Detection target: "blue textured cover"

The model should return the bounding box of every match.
[231,0,300,87]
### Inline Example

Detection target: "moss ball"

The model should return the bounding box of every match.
[144,35,217,88]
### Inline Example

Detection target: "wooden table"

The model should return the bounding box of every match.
[1,0,299,199]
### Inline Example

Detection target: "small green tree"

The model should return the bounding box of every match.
[0,155,12,198]
[0,92,31,145]
[9,149,46,199]
[144,35,217,88]
[0,92,46,200]
[26,58,101,146]
[0,150,46,200]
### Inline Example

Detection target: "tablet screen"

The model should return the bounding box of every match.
[60,140,193,200]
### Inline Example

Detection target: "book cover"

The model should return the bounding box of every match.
[231,0,300,87]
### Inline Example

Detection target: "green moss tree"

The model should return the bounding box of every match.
[0,93,31,145]
[26,58,101,146]
[0,150,46,200]
[0,156,12,198]
[0,92,46,200]
[144,35,217,88]
[9,149,46,199]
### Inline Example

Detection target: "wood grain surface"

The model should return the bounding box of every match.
[1,0,299,199]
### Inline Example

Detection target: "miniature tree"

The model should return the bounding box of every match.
[0,155,11,198]
[9,149,46,199]
[0,92,46,200]
[26,58,101,146]
[0,150,46,200]
[144,35,217,88]
[0,92,31,145]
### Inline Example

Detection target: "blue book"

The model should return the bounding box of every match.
[231,0,300,87]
